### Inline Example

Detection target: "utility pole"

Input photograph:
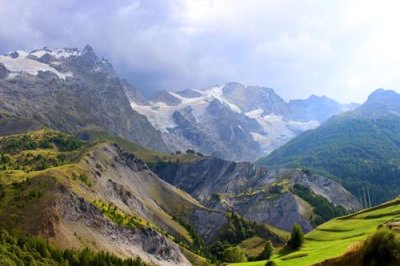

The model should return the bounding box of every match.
[358,188,364,209]
[362,187,368,209]
[367,187,372,208]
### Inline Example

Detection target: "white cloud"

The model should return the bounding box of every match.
[0,0,400,103]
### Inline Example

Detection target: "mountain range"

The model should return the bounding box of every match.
[1,45,399,266]
[0,46,168,152]
[0,45,359,163]
[127,82,358,162]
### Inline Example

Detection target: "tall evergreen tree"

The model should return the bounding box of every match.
[288,224,304,249]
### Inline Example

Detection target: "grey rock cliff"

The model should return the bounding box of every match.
[154,157,360,232]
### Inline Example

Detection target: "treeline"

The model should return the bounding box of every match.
[0,229,149,266]
[0,131,84,172]
[209,212,256,262]
[173,216,209,257]
[0,131,83,154]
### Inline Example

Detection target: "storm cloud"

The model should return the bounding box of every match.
[1,0,400,102]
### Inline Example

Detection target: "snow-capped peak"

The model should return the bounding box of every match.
[127,82,334,161]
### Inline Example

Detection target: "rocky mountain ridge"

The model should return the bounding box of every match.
[0,46,168,152]
[129,82,358,161]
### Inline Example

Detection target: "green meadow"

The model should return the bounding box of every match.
[230,197,400,266]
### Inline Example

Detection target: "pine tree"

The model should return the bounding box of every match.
[258,240,273,260]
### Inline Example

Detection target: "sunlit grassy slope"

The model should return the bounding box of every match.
[82,129,200,164]
[0,129,198,246]
[230,197,400,266]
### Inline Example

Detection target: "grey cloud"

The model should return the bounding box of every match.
[0,0,399,102]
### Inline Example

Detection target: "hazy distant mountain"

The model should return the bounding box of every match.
[257,88,400,204]
[129,82,356,161]
[288,95,359,122]
[0,46,168,152]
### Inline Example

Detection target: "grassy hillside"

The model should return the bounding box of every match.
[229,196,400,266]
[0,129,210,264]
[257,114,400,204]
[0,129,317,265]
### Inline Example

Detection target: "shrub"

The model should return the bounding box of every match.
[258,240,273,260]
[265,260,277,266]
[223,246,247,263]
[270,185,283,194]
[363,228,400,265]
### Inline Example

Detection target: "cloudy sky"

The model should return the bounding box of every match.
[0,0,400,103]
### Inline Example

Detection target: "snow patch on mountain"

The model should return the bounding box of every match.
[130,83,324,160]
[30,47,82,59]
[131,101,178,133]
[0,51,73,79]
[133,85,244,133]
[245,109,319,154]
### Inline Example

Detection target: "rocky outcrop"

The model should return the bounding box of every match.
[55,190,190,266]
[208,192,313,232]
[154,157,360,232]
[293,173,361,211]
[81,143,227,245]
[0,63,9,79]
[222,82,289,114]
[121,79,149,105]
[189,209,227,244]
[151,91,182,106]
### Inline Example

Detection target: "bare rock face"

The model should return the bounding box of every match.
[189,209,228,244]
[208,192,313,232]
[293,173,361,210]
[54,190,191,266]
[154,157,360,232]
[121,79,149,105]
[0,63,9,79]
[151,91,182,106]
[82,143,227,244]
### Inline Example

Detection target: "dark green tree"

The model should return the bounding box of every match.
[287,224,304,249]
[265,260,277,266]
[258,240,273,260]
